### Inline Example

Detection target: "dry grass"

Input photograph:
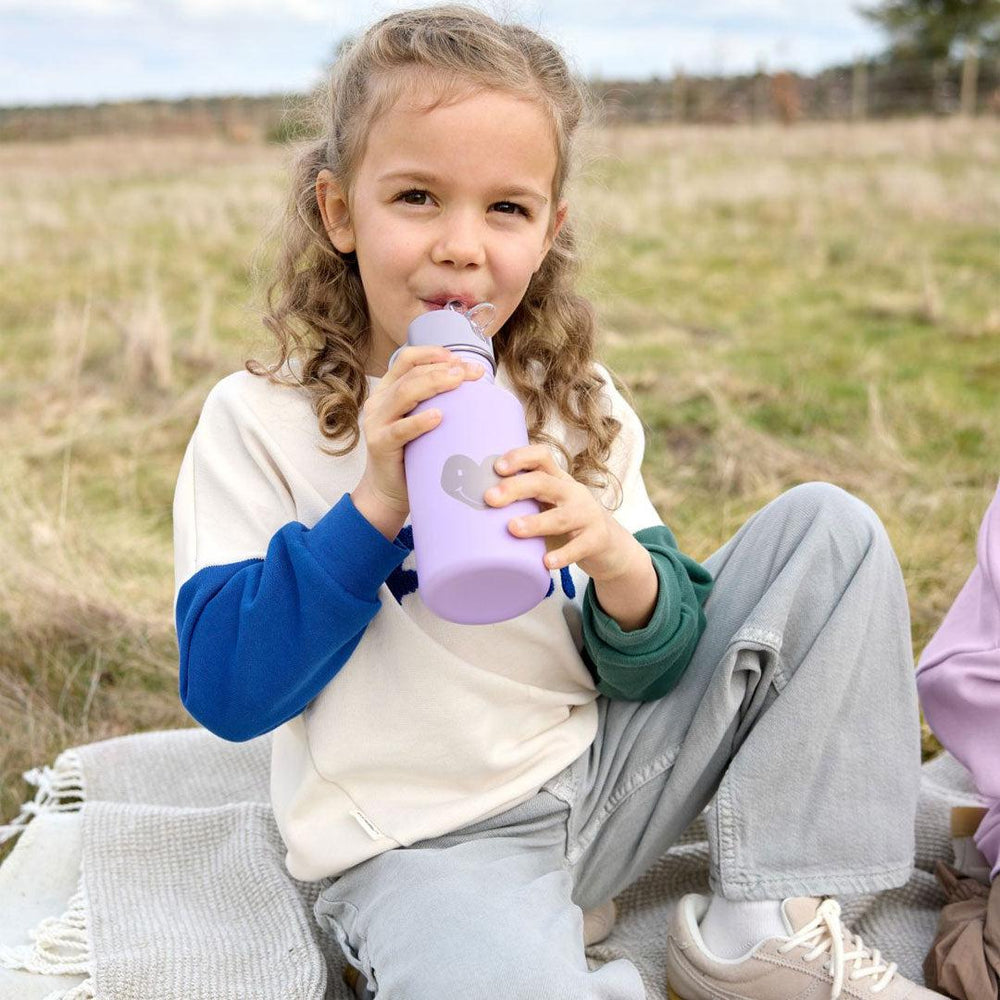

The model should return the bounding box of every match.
[2,118,998,860]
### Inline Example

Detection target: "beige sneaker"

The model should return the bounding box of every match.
[666,893,947,999]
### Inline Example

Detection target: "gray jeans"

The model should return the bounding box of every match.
[314,482,922,998]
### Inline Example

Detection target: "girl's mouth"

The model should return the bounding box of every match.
[421,296,478,311]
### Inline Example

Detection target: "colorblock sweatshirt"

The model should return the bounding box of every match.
[173,358,712,881]
[916,481,1000,880]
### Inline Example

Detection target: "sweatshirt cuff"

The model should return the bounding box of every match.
[304,492,411,600]
[584,553,674,655]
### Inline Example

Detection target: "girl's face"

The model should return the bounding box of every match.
[317,76,568,376]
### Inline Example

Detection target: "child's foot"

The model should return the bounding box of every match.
[666,893,948,998]
[582,898,617,946]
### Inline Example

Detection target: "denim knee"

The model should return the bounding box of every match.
[769,480,887,552]
[381,963,562,1000]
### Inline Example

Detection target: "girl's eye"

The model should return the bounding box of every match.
[397,189,432,206]
[396,188,531,219]
[493,201,530,218]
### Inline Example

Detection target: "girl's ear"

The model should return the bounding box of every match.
[537,200,568,271]
[316,169,356,253]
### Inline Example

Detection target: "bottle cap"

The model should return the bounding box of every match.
[388,301,497,374]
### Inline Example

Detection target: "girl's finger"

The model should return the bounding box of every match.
[385,361,479,424]
[381,346,455,389]
[496,445,563,478]
[508,504,575,538]
[543,538,583,570]
[486,470,573,508]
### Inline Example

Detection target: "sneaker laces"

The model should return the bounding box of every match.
[776,898,897,998]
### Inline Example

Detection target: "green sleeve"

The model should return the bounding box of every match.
[581,524,714,701]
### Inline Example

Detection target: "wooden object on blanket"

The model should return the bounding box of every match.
[951,806,989,838]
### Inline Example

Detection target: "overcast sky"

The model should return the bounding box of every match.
[0,0,888,108]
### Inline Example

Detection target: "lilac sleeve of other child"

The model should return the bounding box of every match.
[916,481,1000,880]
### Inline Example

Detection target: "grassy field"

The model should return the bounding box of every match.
[1,117,997,858]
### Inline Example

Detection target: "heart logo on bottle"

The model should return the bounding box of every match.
[441,453,503,510]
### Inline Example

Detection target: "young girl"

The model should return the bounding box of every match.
[173,6,941,998]
[917,481,1000,883]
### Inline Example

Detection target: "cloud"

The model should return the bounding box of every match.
[0,0,408,21]
[0,0,138,11]
[551,19,880,77]
[0,0,886,107]
[0,0,878,29]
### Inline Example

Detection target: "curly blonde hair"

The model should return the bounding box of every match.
[247,4,633,502]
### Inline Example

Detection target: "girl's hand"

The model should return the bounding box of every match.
[485,444,638,582]
[358,346,484,516]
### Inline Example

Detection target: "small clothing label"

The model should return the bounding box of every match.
[350,808,386,841]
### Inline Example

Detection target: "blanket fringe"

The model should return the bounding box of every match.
[0,749,93,998]
[0,748,85,846]
[42,984,95,1000]
[0,870,95,999]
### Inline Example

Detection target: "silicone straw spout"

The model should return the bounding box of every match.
[445,300,497,340]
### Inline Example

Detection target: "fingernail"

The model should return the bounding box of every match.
[495,459,508,472]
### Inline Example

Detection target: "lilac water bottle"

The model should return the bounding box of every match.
[389,302,551,624]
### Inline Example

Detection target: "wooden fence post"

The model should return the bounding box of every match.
[961,43,979,117]
[852,58,868,120]
[673,69,686,123]
[753,58,768,123]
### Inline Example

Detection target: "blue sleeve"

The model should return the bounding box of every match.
[581,524,714,701]
[176,492,410,742]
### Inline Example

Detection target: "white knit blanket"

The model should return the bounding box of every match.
[0,728,987,999]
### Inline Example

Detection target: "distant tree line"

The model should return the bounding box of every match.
[593,54,1000,127]
[2,0,998,141]
[0,54,996,144]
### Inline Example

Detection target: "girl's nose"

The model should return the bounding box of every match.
[430,212,486,269]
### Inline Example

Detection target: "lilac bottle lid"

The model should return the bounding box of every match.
[388,302,497,374]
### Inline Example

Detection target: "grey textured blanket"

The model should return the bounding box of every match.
[0,728,988,999]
